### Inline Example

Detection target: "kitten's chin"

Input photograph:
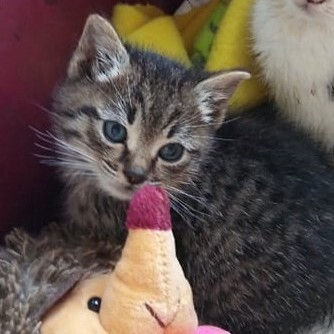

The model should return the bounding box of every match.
[98,178,136,202]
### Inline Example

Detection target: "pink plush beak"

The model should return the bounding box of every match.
[125,186,230,334]
[126,185,171,231]
[196,326,230,334]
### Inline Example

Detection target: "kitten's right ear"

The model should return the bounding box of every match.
[67,14,129,82]
[195,70,251,127]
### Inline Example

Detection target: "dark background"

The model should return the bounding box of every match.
[0,0,182,237]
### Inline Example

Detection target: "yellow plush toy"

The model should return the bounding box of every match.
[41,186,228,334]
[111,0,267,110]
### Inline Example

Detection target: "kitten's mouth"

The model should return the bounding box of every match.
[297,0,326,7]
[99,177,137,201]
[295,0,327,13]
[112,183,137,201]
[307,0,326,4]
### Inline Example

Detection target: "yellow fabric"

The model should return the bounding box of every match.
[111,0,268,111]
[126,17,191,65]
[112,4,190,65]
[176,0,220,54]
[206,0,267,109]
[111,4,164,37]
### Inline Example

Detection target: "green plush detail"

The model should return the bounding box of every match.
[191,1,228,68]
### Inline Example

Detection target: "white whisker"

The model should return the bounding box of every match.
[126,73,133,109]
[191,135,234,142]
[32,127,100,180]
[46,131,97,163]
[31,102,54,116]
[168,192,195,229]
[34,142,54,152]
[164,184,206,207]
[165,187,208,226]
[185,116,241,129]
[102,161,117,176]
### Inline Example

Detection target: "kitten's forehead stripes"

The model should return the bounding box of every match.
[126,105,137,125]
[58,110,78,119]
[79,106,101,120]
[133,87,145,106]
[167,124,179,139]
[164,108,183,133]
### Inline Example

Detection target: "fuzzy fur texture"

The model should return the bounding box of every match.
[0,224,121,334]
[44,15,334,334]
[251,0,334,153]
[173,106,334,334]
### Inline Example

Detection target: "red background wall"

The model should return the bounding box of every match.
[0,0,181,237]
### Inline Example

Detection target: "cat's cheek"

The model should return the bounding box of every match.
[157,153,190,172]
[157,160,192,187]
[100,158,118,175]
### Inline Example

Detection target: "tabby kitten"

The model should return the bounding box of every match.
[49,15,334,334]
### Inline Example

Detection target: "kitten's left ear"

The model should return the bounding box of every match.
[67,14,129,82]
[195,70,251,127]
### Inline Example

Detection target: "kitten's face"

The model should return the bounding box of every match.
[53,70,211,201]
[270,0,334,21]
[51,15,249,201]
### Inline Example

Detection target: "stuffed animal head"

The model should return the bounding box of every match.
[41,185,228,334]
[0,186,227,334]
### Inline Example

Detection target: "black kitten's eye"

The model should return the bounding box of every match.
[159,143,184,162]
[103,121,127,143]
[87,297,101,313]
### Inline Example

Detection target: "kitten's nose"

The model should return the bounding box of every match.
[124,166,147,185]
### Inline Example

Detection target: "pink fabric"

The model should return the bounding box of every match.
[126,185,171,231]
[0,0,116,236]
[196,325,230,334]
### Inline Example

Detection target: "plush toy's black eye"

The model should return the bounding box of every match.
[87,297,102,313]
[103,121,127,143]
[159,143,184,162]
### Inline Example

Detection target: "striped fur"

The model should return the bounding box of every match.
[45,15,334,334]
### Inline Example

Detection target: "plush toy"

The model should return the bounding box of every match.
[111,0,267,110]
[0,186,228,334]
[41,185,228,334]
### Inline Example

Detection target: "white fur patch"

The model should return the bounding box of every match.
[195,71,250,124]
[195,88,216,123]
[93,46,129,83]
[251,0,334,151]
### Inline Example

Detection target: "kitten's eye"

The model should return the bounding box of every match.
[87,297,101,313]
[159,143,184,162]
[103,121,127,143]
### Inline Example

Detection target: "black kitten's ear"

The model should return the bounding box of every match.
[67,14,129,82]
[195,70,251,127]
